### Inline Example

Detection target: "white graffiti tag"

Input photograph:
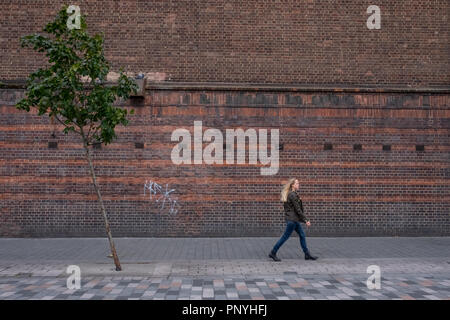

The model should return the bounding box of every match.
[144,180,180,214]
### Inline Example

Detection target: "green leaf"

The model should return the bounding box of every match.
[17,5,136,146]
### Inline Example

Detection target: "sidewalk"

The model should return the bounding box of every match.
[0,237,449,300]
[0,237,449,275]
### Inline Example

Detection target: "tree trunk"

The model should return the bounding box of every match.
[83,140,122,271]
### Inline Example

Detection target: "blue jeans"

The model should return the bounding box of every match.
[272,220,309,255]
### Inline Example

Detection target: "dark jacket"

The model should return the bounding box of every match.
[283,191,308,223]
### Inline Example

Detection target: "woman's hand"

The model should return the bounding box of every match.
[306,221,311,227]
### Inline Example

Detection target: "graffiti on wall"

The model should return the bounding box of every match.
[144,180,180,215]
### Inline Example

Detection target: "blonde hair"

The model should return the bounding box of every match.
[280,178,297,202]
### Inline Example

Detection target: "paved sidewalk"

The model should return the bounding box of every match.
[1,237,449,262]
[0,237,449,300]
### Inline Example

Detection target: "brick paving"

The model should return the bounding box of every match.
[0,237,449,300]
[0,273,449,300]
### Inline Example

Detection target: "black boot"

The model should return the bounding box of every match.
[305,252,318,260]
[269,251,281,262]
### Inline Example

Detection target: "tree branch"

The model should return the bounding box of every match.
[86,121,95,142]
[53,114,82,135]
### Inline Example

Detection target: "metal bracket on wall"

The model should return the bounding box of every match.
[131,77,146,98]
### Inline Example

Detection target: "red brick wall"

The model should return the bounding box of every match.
[1,88,449,237]
[0,1,449,237]
[0,0,449,86]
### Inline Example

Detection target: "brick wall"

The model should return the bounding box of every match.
[1,87,449,237]
[0,0,449,86]
[0,1,449,237]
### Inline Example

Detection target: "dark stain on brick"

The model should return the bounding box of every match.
[0,89,25,105]
[312,95,321,106]
[255,93,265,105]
[245,94,252,105]
[272,94,278,105]
[182,94,190,105]
[286,94,303,106]
[387,96,402,107]
[200,93,210,104]
[342,95,355,106]
[329,94,339,106]
[226,94,233,105]
[232,93,244,106]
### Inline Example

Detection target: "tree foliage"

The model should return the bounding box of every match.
[16,6,138,146]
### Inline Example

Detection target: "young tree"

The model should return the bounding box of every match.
[16,6,138,271]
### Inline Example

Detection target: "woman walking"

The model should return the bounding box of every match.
[269,178,318,261]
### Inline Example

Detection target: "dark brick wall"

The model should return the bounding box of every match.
[0,88,449,237]
[0,0,449,86]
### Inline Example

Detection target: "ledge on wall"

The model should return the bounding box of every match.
[1,80,449,94]
[144,82,450,94]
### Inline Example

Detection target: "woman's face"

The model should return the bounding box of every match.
[292,179,299,191]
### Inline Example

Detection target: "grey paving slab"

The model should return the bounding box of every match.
[0,237,449,263]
